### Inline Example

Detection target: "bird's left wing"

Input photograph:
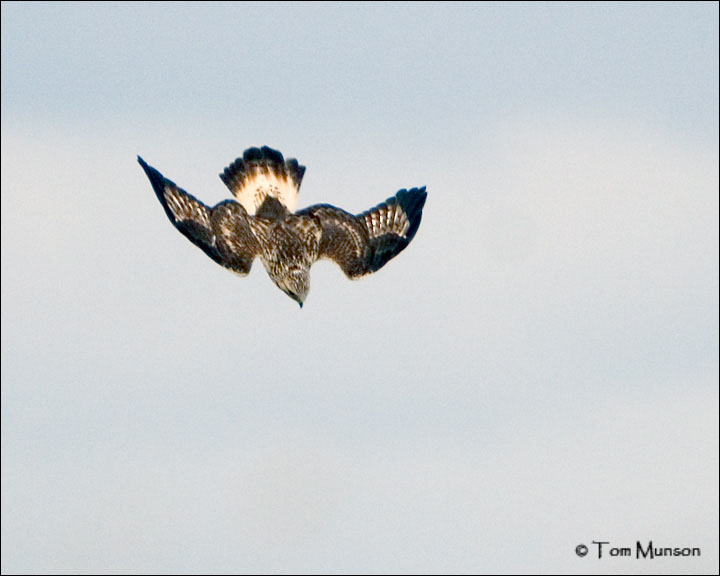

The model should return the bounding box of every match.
[298,187,427,279]
[138,156,260,275]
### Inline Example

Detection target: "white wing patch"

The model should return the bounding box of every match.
[363,202,410,238]
[164,186,212,228]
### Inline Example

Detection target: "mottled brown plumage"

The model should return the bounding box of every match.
[138,146,426,307]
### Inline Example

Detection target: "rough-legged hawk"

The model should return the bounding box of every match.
[138,146,427,307]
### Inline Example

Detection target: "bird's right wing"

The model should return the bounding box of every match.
[138,156,260,276]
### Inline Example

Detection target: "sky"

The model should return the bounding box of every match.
[1,2,718,574]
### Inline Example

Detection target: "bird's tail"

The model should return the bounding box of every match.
[219,146,305,215]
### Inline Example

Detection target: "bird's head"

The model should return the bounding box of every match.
[276,268,310,308]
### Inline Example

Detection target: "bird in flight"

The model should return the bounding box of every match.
[138,146,427,307]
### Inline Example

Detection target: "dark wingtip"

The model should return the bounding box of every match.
[395,186,427,242]
[137,155,157,181]
[137,156,179,208]
[137,155,159,182]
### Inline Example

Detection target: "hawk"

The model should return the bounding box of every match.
[138,146,427,307]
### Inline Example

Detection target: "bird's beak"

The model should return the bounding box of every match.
[299,301,303,309]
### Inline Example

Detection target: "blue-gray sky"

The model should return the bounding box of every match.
[2,2,718,574]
